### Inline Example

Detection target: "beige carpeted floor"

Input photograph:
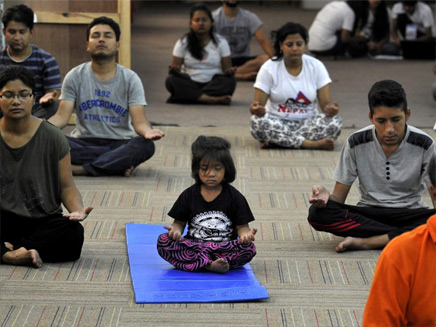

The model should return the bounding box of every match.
[1,1,436,326]
[2,126,434,326]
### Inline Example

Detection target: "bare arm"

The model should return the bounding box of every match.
[163,220,187,241]
[340,29,352,44]
[221,56,236,75]
[317,84,339,117]
[237,224,258,244]
[59,153,92,221]
[429,185,436,208]
[391,19,401,44]
[250,88,269,116]
[254,28,274,58]
[48,100,75,129]
[129,105,165,140]
[168,56,184,74]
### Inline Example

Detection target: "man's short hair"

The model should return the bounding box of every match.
[2,4,34,30]
[86,16,121,41]
[368,80,408,116]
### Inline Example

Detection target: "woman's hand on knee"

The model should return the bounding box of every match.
[250,101,266,116]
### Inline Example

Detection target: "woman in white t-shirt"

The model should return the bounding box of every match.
[165,3,236,105]
[250,22,342,150]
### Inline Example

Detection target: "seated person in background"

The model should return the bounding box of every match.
[0,65,92,268]
[308,80,436,253]
[165,3,236,105]
[391,0,436,44]
[212,0,274,80]
[250,22,342,150]
[433,63,436,102]
[0,4,62,119]
[350,0,392,56]
[49,17,164,177]
[308,0,370,57]
[362,213,436,327]
[157,135,257,273]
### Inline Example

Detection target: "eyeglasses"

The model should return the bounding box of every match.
[0,91,33,101]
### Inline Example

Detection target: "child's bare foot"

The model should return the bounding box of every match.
[124,166,135,177]
[301,138,335,151]
[205,258,229,273]
[71,165,91,176]
[2,247,43,268]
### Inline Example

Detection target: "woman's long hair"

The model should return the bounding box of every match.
[371,1,390,42]
[346,0,369,35]
[185,3,217,60]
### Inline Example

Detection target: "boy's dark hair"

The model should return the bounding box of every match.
[0,65,35,93]
[191,135,236,184]
[2,4,34,30]
[86,16,121,41]
[272,22,308,60]
[185,3,217,60]
[368,80,408,116]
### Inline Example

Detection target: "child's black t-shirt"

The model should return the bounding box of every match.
[168,183,255,241]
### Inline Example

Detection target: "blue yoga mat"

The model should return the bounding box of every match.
[126,223,269,303]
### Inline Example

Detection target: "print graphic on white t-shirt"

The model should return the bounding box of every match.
[277,91,313,120]
[189,210,233,241]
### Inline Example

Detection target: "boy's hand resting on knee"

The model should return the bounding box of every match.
[309,185,330,208]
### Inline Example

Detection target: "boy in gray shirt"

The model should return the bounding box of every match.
[213,0,274,80]
[308,80,436,252]
[49,17,164,177]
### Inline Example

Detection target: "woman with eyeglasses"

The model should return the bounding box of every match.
[0,65,92,268]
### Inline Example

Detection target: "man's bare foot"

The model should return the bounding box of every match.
[301,138,335,151]
[197,94,232,105]
[335,235,390,253]
[2,247,43,268]
[72,165,91,176]
[204,258,229,273]
[124,166,135,177]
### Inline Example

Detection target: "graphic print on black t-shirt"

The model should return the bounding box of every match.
[188,210,233,241]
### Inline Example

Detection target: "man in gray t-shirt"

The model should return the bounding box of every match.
[308,80,436,252]
[213,0,274,80]
[49,16,164,177]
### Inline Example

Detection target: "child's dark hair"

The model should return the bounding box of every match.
[0,65,35,93]
[87,16,121,41]
[368,80,408,116]
[272,22,308,60]
[191,135,236,184]
[185,3,217,60]
[2,4,34,30]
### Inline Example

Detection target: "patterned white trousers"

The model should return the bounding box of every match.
[250,113,342,148]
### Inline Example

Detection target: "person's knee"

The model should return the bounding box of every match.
[129,137,155,162]
[68,223,85,261]
[307,204,323,224]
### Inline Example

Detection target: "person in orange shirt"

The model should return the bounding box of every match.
[363,213,436,326]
